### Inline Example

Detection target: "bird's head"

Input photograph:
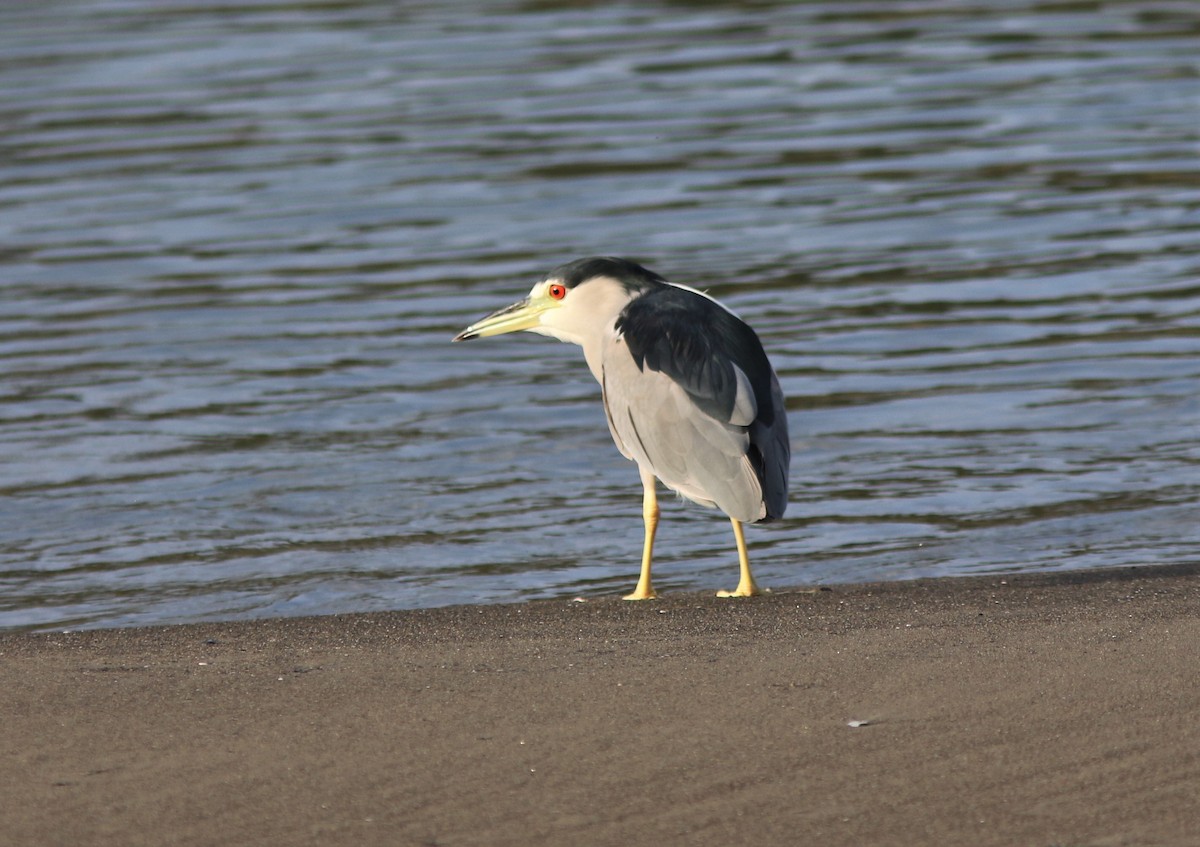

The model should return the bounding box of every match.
[452,257,665,347]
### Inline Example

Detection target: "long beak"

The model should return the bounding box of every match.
[452,296,548,342]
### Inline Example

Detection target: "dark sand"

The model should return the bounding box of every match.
[2,565,1197,847]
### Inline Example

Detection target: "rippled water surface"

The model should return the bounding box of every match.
[2,0,1199,630]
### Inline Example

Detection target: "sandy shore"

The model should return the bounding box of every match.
[2,564,1197,847]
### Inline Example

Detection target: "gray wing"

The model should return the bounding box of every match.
[603,287,790,523]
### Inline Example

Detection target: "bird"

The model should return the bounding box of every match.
[452,257,789,600]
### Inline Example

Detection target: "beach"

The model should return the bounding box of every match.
[2,563,1197,847]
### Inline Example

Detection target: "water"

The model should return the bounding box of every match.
[2,0,1198,631]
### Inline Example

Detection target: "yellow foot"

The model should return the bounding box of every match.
[623,586,659,601]
[716,584,770,598]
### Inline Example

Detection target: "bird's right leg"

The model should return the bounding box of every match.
[716,517,764,597]
[624,465,660,600]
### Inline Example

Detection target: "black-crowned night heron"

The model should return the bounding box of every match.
[453,257,789,600]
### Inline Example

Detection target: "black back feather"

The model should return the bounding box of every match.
[615,285,777,428]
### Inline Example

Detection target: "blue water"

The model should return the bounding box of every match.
[2,0,1199,630]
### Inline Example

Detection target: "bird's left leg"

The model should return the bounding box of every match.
[717,518,765,598]
[624,465,660,600]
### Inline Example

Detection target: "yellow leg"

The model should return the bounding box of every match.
[716,517,765,597]
[623,467,660,600]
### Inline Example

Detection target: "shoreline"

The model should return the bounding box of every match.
[3,563,1198,846]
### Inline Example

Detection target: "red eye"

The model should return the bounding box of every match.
[548,283,567,300]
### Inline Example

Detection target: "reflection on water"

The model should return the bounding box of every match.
[1,1,1198,630]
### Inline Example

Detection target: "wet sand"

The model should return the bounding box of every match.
[2,564,1197,847]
